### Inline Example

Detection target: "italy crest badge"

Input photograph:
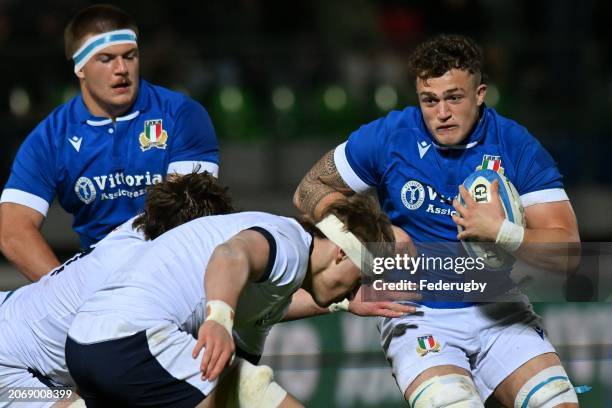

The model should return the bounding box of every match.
[477,154,504,174]
[416,334,441,356]
[139,119,168,151]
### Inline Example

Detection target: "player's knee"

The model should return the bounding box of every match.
[407,374,484,408]
[514,366,578,408]
[236,360,288,408]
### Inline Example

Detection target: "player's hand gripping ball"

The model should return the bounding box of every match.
[457,169,525,269]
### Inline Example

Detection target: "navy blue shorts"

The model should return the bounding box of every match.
[65,329,207,408]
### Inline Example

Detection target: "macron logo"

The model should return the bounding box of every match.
[69,136,83,152]
[418,141,431,159]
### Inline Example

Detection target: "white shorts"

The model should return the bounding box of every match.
[378,299,556,401]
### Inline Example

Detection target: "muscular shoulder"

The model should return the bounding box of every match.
[234,213,310,249]
[485,108,551,163]
[487,108,538,148]
[146,81,205,118]
[251,215,312,286]
[485,108,562,191]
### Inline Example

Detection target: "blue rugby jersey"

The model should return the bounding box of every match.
[335,106,568,307]
[1,80,219,248]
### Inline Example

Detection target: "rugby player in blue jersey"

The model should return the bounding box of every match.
[0,5,219,281]
[295,34,580,407]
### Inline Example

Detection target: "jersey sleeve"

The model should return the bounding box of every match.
[246,224,309,287]
[335,117,389,193]
[167,99,219,177]
[0,123,58,216]
[511,131,568,207]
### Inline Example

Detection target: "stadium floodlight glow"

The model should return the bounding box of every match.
[272,86,295,112]
[220,86,244,112]
[9,87,30,116]
[485,83,500,107]
[375,85,398,111]
[323,85,347,111]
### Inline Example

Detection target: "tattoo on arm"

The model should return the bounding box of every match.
[296,150,354,216]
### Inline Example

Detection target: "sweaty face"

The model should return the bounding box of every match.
[416,69,486,146]
[77,42,140,118]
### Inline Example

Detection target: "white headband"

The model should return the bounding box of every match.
[72,29,137,73]
[316,214,372,270]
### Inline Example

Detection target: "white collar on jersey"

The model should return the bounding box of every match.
[432,139,480,150]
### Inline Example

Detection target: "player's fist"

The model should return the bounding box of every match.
[192,320,235,381]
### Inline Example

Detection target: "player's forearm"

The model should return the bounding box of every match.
[0,227,60,281]
[516,227,581,273]
[293,149,354,221]
[293,187,347,221]
[204,243,251,309]
[283,289,330,321]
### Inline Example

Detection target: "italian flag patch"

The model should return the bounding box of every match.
[481,155,502,171]
[416,334,441,356]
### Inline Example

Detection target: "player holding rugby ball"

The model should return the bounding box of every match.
[295,34,580,407]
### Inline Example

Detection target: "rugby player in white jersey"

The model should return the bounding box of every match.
[65,195,398,407]
[1,173,410,407]
[0,172,235,407]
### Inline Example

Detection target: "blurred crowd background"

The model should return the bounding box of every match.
[0,1,610,406]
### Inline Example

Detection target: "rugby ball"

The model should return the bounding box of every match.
[457,169,525,269]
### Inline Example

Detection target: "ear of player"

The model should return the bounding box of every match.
[457,169,526,269]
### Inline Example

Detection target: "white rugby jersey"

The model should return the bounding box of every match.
[0,217,146,386]
[69,212,312,350]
